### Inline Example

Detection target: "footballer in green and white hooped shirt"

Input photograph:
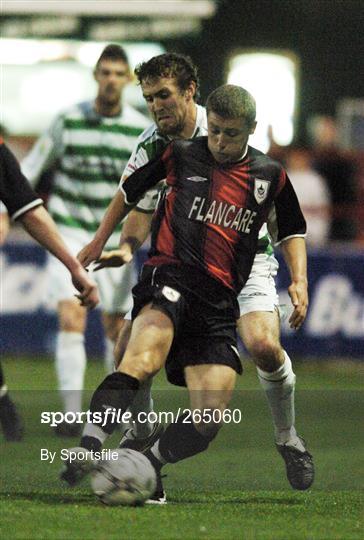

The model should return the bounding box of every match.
[21,45,150,430]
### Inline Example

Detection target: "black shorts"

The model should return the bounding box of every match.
[131,263,242,386]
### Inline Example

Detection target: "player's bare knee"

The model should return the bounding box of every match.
[251,339,285,372]
[192,394,230,438]
[117,350,163,382]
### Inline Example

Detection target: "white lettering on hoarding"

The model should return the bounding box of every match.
[306,275,364,338]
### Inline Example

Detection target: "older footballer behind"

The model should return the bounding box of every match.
[62,85,311,500]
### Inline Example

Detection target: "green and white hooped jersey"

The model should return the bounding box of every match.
[22,101,149,249]
[119,103,273,255]
[120,104,207,213]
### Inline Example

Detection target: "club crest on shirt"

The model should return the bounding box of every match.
[254,178,270,204]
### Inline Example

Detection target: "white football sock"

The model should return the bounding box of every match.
[55,331,86,414]
[104,337,115,374]
[257,351,304,450]
[128,379,154,438]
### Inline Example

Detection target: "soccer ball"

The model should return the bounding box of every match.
[91,448,156,506]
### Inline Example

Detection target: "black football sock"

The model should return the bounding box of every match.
[80,372,139,452]
[145,448,163,472]
[151,413,216,465]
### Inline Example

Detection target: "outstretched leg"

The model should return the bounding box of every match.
[61,304,174,485]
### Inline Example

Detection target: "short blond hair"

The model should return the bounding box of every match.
[206,84,256,127]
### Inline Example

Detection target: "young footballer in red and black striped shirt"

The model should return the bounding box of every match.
[121,136,305,295]
[63,84,313,496]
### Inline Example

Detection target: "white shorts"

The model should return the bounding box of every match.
[237,253,279,317]
[45,232,136,314]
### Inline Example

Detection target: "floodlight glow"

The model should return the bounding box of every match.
[1,38,165,134]
[0,39,44,65]
[77,43,106,67]
[20,68,89,114]
[0,38,70,64]
[227,52,297,151]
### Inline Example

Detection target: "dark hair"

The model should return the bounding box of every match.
[135,53,200,100]
[95,44,129,69]
[206,84,256,127]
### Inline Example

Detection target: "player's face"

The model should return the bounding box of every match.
[141,77,194,137]
[94,59,130,106]
[207,111,256,164]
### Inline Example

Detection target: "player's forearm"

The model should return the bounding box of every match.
[93,190,130,249]
[280,237,308,283]
[119,208,153,253]
[20,206,82,274]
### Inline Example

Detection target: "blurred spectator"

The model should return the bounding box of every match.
[266,124,287,164]
[286,146,331,247]
[308,115,357,241]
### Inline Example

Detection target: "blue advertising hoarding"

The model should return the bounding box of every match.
[276,249,364,357]
[1,243,363,358]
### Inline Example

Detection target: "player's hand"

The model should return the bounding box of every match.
[93,245,133,271]
[288,278,308,330]
[71,265,100,309]
[77,239,104,268]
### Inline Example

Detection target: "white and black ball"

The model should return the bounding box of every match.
[91,448,156,506]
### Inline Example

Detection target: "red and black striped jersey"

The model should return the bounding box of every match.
[0,140,43,220]
[122,137,306,293]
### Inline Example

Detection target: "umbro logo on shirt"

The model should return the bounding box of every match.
[186,176,209,182]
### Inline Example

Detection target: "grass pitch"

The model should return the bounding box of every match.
[0,356,363,539]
